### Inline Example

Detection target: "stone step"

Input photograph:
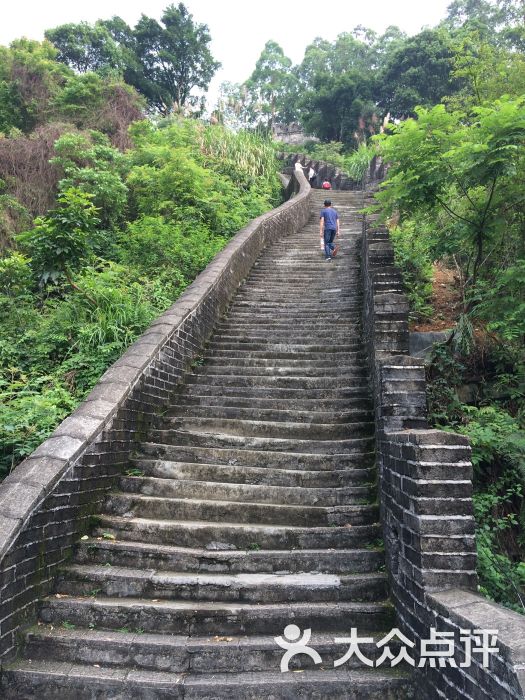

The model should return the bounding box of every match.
[93,515,381,550]
[200,353,367,367]
[215,320,362,332]
[170,393,372,412]
[146,428,375,455]
[103,493,379,527]
[137,441,375,470]
[22,626,404,674]
[38,596,394,636]
[56,565,388,603]
[179,383,370,401]
[129,457,375,488]
[75,540,384,575]
[160,417,374,441]
[118,475,374,506]
[2,661,413,699]
[204,348,366,360]
[191,364,368,378]
[184,375,371,391]
[207,341,363,353]
[163,404,373,424]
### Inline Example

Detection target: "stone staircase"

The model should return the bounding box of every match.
[3,191,415,698]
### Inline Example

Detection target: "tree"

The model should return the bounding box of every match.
[300,71,376,145]
[0,39,70,133]
[44,22,124,74]
[244,41,297,130]
[131,3,220,114]
[377,29,460,118]
[46,4,220,114]
[374,98,525,312]
[19,188,100,297]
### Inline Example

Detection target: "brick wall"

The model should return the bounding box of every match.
[361,187,525,699]
[0,171,312,663]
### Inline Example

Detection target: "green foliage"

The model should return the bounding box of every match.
[389,219,434,320]
[427,344,466,426]
[475,261,525,342]
[45,21,125,74]
[454,405,525,475]
[0,373,77,478]
[244,41,296,130]
[52,131,129,229]
[0,39,70,134]
[0,252,32,297]
[0,113,280,478]
[374,96,525,318]
[18,188,99,287]
[377,29,459,118]
[344,143,377,181]
[474,467,525,613]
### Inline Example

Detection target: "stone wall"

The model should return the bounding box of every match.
[361,187,525,699]
[0,171,312,663]
[277,152,385,190]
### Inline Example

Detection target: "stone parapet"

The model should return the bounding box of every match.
[0,171,312,663]
[361,187,525,699]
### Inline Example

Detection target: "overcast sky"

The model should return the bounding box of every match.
[0,0,453,106]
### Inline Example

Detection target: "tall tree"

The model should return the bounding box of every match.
[131,3,220,114]
[46,4,220,114]
[245,41,297,130]
[377,29,460,118]
[44,22,124,74]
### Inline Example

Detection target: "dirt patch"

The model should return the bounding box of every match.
[411,263,462,332]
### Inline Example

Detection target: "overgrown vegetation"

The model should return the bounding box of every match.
[0,63,280,476]
[368,0,525,612]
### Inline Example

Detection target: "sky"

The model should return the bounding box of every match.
[0,0,454,106]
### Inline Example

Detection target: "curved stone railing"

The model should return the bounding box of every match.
[361,186,525,699]
[0,170,312,662]
[277,151,386,190]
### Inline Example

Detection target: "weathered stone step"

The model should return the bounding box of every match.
[38,596,394,636]
[216,319,362,332]
[118,475,373,506]
[180,383,370,401]
[94,515,381,550]
[75,539,384,575]
[137,441,375,470]
[163,404,372,425]
[210,334,362,350]
[2,661,413,699]
[129,457,374,488]
[22,626,403,674]
[104,492,379,527]
[170,393,372,412]
[161,417,374,441]
[207,340,362,353]
[205,348,366,360]
[193,355,365,370]
[184,374,370,391]
[225,304,362,315]
[191,364,367,379]
[146,428,375,455]
[222,311,362,322]
[234,290,360,301]
[56,565,388,603]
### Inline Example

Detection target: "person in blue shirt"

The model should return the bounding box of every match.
[319,199,339,261]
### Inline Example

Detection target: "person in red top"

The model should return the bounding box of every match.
[322,180,332,190]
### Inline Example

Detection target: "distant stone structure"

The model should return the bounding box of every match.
[272,122,319,146]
